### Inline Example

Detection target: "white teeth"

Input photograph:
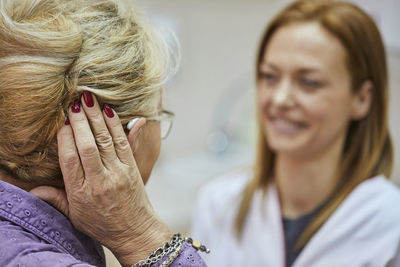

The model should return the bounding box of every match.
[271,117,304,134]
[276,118,298,126]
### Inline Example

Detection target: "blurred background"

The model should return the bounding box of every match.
[107,0,400,265]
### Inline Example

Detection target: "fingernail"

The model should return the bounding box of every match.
[83,91,94,108]
[127,118,140,131]
[65,117,70,125]
[71,100,81,113]
[104,104,114,118]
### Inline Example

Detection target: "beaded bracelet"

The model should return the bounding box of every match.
[159,242,183,267]
[131,233,210,267]
[131,234,183,267]
[184,237,211,254]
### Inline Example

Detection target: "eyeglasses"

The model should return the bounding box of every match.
[147,110,175,140]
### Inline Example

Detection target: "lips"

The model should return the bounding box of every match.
[268,116,307,135]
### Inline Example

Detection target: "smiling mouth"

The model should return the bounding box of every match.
[268,116,307,135]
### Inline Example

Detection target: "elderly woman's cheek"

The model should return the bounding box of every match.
[133,124,161,184]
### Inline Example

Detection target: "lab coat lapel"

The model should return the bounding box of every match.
[244,185,286,267]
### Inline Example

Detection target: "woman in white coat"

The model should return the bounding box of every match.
[191,0,400,266]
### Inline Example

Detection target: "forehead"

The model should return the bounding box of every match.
[262,22,348,74]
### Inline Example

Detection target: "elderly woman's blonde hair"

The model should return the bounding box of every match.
[0,0,175,186]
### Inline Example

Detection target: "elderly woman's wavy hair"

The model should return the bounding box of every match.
[0,0,175,186]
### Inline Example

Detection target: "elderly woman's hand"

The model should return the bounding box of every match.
[30,93,171,266]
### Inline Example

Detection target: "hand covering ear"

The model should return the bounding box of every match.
[30,92,171,266]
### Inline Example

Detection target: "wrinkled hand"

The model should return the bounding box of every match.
[30,93,171,266]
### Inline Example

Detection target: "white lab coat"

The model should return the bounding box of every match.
[191,171,400,267]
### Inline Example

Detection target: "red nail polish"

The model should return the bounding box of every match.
[71,100,81,113]
[65,117,70,125]
[83,91,94,107]
[104,104,115,118]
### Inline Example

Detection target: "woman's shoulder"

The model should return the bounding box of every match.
[192,167,253,222]
[364,175,400,215]
[197,167,253,204]
[326,174,400,230]
[191,167,253,251]
[0,218,94,267]
[355,175,400,204]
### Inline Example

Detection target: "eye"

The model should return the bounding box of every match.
[300,78,323,88]
[259,72,278,82]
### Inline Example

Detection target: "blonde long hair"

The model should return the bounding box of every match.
[0,0,175,186]
[236,0,393,246]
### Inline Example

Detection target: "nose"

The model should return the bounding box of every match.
[272,78,294,107]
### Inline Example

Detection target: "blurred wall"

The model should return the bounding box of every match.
[106,0,400,265]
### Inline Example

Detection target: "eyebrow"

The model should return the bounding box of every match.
[298,68,321,74]
[259,62,278,70]
[259,62,322,74]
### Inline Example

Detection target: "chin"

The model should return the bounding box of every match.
[135,156,158,185]
[266,133,311,156]
[140,167,155,185]
[141,172,150,185]
[269,144,303,155]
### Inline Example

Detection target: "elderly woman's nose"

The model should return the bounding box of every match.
[272,79,294,107]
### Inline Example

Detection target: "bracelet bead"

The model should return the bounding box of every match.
[184,237,211,254]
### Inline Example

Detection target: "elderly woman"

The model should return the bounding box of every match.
[192,0,400,266]
[0,0,207,266]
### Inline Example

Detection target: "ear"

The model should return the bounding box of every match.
[126,118,146,153]
[351,80,373,120]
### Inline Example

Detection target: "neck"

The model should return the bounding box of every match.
[275,138,345,219]
[0,169,36,192]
